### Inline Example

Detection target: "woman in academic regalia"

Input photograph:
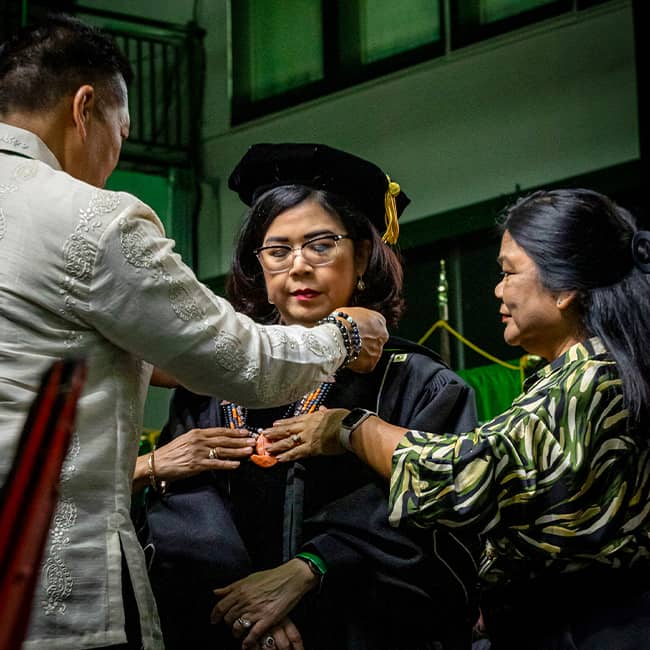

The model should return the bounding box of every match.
[141,143,480,650]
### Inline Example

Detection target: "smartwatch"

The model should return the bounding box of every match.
[339,408,376,451]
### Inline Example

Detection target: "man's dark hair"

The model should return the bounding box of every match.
[0,13,133,116]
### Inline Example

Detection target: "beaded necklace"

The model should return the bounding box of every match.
[221,381,333,435]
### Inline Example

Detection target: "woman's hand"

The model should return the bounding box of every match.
[133,427,255,491]
[267,408,404,478]
[211,560,317,648]
[249,617,304,650]
[264,408,349,461]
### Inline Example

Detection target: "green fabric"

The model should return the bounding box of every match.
[457,361,522,423]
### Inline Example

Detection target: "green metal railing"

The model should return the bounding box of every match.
[76,6,205,169]
[0,2,205,169]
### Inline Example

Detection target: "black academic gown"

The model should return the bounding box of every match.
[140,337,480,650]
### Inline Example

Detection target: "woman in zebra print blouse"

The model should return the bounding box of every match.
[266,188,650,650]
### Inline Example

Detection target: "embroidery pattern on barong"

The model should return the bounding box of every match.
[129,358,143,432]
[303,330,335,358]
[256,378,305,405]
[39,190,122,616]
[119,216,264,384]
[269,325,339,361]
[169,280,206,321]
[121,218,250,378]
[0,133,29,149]
[0,182,17,243]
[119,218,205,321]
[0,160,39,242]
[42,432,80,615]
[13,159,38,182]
[213,331,246,372]
[120,218,158,271]
[61,190,122,315]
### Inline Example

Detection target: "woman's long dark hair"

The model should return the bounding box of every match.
[500,188,650,427]
[226,185,405,327]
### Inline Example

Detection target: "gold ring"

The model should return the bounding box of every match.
[208,448,218,460]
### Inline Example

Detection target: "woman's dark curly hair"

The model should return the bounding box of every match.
[226,185,405,327]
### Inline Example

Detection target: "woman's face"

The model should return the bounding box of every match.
[259,199,368,326]
[495,230,579,361]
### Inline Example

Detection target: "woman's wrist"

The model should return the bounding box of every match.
[339,408,376,452]
[132,455,151,493]
[146,447,167,494]
[289,558,319,593]
[293,553,326,592]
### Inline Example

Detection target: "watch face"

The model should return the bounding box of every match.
[339,408,375,452]
[342,408,372,428]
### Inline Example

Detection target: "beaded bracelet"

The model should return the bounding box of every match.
[331,311,361,364]
[317,314,355,367]
[333,318,353,361]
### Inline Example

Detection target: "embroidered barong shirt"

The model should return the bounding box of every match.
[389,338,650,589]
[0,122,345,649]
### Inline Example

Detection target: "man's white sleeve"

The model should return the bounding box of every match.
[85,206,345,407]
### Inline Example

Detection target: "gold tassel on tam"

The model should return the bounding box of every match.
[382,175,401,244]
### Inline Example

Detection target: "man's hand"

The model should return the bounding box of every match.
[334,307,387,373]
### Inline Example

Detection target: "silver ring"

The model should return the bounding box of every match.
[291,434,301,445]
[208,447,218,460]
[263,636,276,648]
[236,616,252,629]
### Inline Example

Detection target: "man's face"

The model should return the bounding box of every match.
[87,87,130,188]
[71,78,130,188]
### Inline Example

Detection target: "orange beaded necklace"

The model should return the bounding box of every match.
[222,381,333,467]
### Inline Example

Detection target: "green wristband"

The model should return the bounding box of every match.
[295,551,327,575]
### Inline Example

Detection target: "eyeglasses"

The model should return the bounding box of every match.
[254,234,351,273]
